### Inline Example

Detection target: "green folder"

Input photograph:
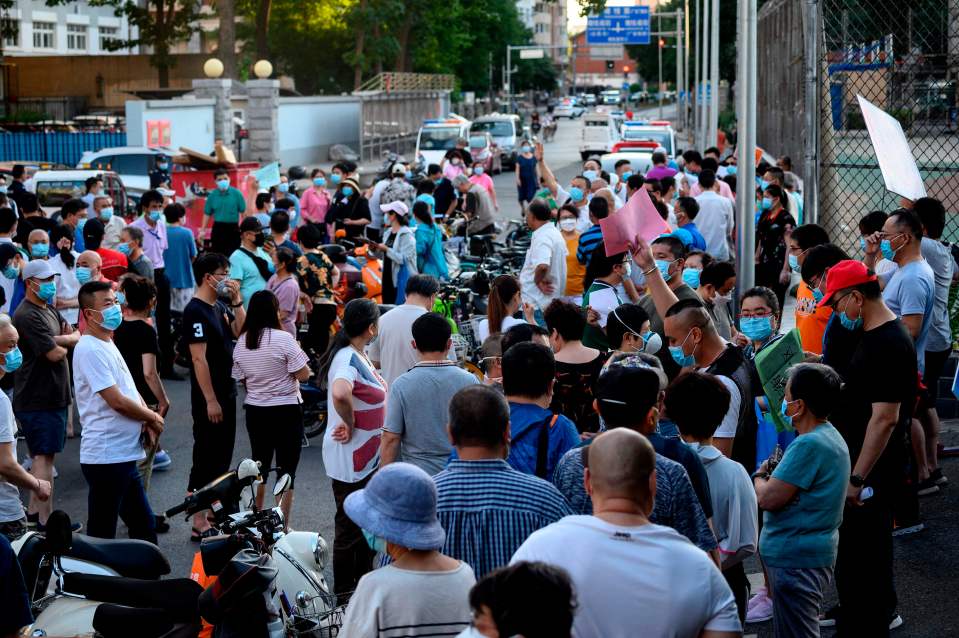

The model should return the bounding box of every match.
[754,328,804,432]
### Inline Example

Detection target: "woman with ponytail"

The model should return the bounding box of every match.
[477,274,536,343]
[319,297,387,600]
[48,224,81,326]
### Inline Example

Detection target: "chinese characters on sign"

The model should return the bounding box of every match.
[586,6,651,46]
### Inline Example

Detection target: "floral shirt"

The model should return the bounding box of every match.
[296,250,336,304]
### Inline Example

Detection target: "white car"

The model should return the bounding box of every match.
[599,151,654,178]
[414,117,472,169]
[553,103,575,119]
[77,146,176,197]
[29,169,133,217]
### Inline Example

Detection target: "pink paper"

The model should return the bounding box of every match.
[599,188,671,256]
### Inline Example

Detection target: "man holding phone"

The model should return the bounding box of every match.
[229,217,275,309]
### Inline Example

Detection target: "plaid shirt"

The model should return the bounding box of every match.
[434,459,573,578]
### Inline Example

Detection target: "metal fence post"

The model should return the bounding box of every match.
[803,0,820,225]
[736,0,757,291]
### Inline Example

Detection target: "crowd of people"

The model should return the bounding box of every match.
[0,124,953,638]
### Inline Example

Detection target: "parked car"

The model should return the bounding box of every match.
[580,112,621,161]
[469,132,502,174]
[584,94,598,107]
[29,169,133,218]
[470,114,521,169]
[78,146,177,197]
[620,121,676,156]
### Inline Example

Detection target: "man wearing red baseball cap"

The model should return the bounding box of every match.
[817,259,916,637]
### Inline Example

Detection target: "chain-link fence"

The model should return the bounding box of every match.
[818,0,959,254]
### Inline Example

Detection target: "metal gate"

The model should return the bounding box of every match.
[818,0,959,251]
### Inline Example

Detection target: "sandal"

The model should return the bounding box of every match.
[190,527,218,542]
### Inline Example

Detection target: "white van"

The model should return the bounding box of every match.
[415,116,472,169]
[579,112,620,161]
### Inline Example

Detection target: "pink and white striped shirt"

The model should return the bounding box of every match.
[231,328,309,407]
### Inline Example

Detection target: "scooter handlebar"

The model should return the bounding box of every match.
[165,496,194,518]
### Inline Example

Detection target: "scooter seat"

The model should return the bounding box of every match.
[93,604,201,638]
[62,572,201,622]
[66,533,170,579]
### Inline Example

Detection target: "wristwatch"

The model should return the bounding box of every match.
[849,474,866,488]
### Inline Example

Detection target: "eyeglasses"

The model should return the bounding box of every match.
[739,310,773,319]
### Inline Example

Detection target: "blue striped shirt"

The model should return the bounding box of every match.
[434,459,573,578]
[576,225,604,265]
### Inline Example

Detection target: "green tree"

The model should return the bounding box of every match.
[46,0,201,87]
[513,57,559,92]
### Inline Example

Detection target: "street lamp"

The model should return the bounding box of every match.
[203,58,224,79]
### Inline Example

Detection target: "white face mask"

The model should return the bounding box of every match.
[713,292,732,304]
[559,218,577,231]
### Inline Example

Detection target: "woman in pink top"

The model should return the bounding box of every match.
[300,168,332,225]
[267,247,301,337]
[469,162,499,211]
[232,289,311,527]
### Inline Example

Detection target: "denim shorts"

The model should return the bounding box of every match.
[18,408,68,456]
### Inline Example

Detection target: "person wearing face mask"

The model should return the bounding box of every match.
[81,176,103,210]
[468,161,498,210]
[603,303,661,359]
[697,261,737,341]
[581,246,630,351]
[575,197,607,268]
[14,193,56,248]
[668,370,758,625]
[274,175,301,226]
[326,177,371,240]
[380,163,416,218]
[13,260,79,531]
[119,226,153,281]
[426,164,456,219]
[515,141,538,211]
[47,224,81,326]
[734,286,783,361]
[301,168,332,233]
[693,170,733,261]
[149,155,171,189]
[317,298,386,600]
[338,462,475,636]
[73,279,163,544]
[533,143,591,230]
[815,260,915,636]
[412,200,448,280]
[83,217,128,283]
[755,184,796,310]
[557,205,585,304]
[783,223,832,356]
[370,201,417,305]
[200,170,246,257]
[180,253,245,540]
[229,217,275,309]
[129,191,174,376]
[26,229,49,261]
[674,196,708,251]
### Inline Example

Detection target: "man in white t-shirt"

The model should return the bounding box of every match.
[74,280,164,544]
[512,429,741,638]
[0,314,51,540]
[367,274,442,386]
[520,199,567,312]
[694,170,734,262]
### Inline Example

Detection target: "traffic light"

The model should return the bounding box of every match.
[623,65,630,73]
[606,60,615,71]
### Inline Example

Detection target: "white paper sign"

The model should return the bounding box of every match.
[856,95,927,200]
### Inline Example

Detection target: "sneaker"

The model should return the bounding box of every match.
[892,521,925,536]
[930,468,948,486]
[154,515,170,534]
[152,450,172,472]
[745,588,773,623]
[889,614,903,630]
[917,477,940,496]
[819,605,840,628]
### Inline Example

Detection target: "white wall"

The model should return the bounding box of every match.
[126,98,216,152]
[277,96,361,166]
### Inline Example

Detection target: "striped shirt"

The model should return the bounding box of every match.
[552,444,718,553]
[231,328,309,407]
[433,459,573,578]
[576,224,604,265]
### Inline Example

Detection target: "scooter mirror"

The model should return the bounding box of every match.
[274,474,292,497]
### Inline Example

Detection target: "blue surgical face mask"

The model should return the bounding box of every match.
[569,186,584,202]
[149,210,162,222]
[582,170,598,181]
[116,291,126,306]
[157,162,168,170]
[669,329,697,368]
[725,165,737,176]
[118,243,132,256]
[433,178,443,186]
[278,183,289,193]
[859,236,867,252]
[405,171,414,180]
[740,315,774,341]
[76,266,92,284]
[0,186,8,194]
[879,235,902,261]
[77,217,87,230]
[2,264,17,279]
[761,197,773,211]
[330,173,343,185]
[216,179,230,191]
[759,178,770,190]
[93,303,123,331]
[362,528,387,553]
[30,243,49,259]
[682,267,700,289]
[621,171,633,182]
[812,286,824,303]
[780,398,796,427]
[35,280,56,302]
[313,177,327,187]
[473,166,484,176]
[837,294,863,331]
[342,186,354,198]
[655,259,674,282]
[788,253,800,273]
[1,346,22,373]
[521,145,532,153]
[99,207,113,222]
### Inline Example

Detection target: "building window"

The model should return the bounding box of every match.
[534,2,544,11]
[67,24,86,51]
[99,25,118,50]
[32,21,54,49]
[2,19,18,48]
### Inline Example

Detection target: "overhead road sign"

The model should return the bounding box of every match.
[586,6,651,45]
[588,45,625,59]
[519,49,545,60]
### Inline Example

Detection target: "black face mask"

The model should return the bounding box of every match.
[253,232,266,247]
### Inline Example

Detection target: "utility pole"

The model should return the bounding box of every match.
[735,0,757,290]
[676,9,684,131]
[693,0,701,149]
[658,15,664,120]
[803,0,820,224]
[708,0,720,148]
[699,0,709,150]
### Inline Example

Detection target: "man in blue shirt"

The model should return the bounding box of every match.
[501,341,579,480]
[161,202,198,313]
[675,196,708,251]
[229,217,274,309]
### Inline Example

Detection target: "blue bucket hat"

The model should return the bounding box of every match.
[344,463,446,551]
